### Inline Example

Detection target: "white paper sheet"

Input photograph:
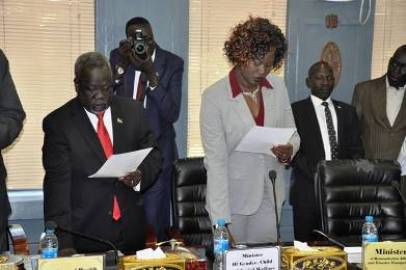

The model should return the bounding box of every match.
[235,126,296,155]
[136,247,166,259]
[89,147,152,178]
[344,247,362,264]
[293,240,317,251]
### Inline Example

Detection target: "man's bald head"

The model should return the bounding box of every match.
[306,61,335,100]
[387,44,406,89]
[308,61,333,78]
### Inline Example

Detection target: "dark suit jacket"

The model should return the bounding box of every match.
[110,46,183,169]
[42,96,161,253]
[352,75,406,160]
[291,98,364,206]
[0,49,25,244]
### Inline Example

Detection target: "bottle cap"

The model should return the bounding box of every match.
[365,216,374,222]
[45,228,55,233]
[217,219,226,226]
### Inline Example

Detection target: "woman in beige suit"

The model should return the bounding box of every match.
[200,17,299,244]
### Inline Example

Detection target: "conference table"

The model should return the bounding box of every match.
[2,244,363,270]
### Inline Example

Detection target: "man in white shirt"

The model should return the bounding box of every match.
[352,44,406,160]
[396,138,406,199]
[291,61,364,241]
[110,17,184,241]
[42,52,161,254]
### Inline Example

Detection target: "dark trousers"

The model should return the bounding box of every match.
[292,203,321,242]
[401,176,406,200]
[290,171,321,242]
[143,165,172,242]
[0,227,8,253]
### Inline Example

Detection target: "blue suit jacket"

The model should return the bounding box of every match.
[110,46,183,168]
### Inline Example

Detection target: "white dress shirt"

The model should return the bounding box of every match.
[84,107,114,144]
[132,50,156,108]
[386,77,406,127]
[84,107,141,191]
[310,95,338,160]
[398,137,406,176]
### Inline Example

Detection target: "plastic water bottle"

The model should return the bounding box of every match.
[213,219,229,270]
[362,215,378,245]
[39,228,59,258]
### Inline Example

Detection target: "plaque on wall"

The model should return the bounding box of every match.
[320,41,342,86]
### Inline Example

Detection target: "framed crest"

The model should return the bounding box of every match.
[320,42,342,86]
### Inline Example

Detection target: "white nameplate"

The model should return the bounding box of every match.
[363,241,406,270]
[225,246,280,270]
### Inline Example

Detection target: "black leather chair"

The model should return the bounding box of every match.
[315,159,406,245]
[171,157,212,248]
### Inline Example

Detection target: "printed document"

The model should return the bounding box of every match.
[235,126,296,155]
[89,147,152,178]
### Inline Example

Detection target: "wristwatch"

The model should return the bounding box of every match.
[148,72,159,90]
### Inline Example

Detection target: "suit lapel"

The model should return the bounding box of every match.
[333,100,344,145]
[392,87,406,129]
[304,98,325,157]
[70,99,106,162]
[124,64,136,98]
[110,97,126,154]
[371,76,391,129]
[143,47,165,110]
[153,46,166,81]
[262,87,275,127]
[228,86,255,130]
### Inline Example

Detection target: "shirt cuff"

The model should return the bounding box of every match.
[133,181,141,192]
[146,81,157,91]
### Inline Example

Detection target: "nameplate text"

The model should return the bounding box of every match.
[363,242,406,270]
[225,246,279,270]
[38,255,103,270]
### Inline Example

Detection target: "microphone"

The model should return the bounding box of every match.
[45,221,118,267]
[269,170,280,245]
[391,181,406,205]
[312,229,347,249]
[269,170,277,186]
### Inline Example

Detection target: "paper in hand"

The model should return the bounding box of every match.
[235,126,296,155]
[89,147,152,178]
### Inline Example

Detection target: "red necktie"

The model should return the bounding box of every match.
[136,72,147,102]
[97,112,121,221]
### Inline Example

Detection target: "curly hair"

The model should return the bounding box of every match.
[224,16,287,71]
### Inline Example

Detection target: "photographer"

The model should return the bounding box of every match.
[110,17,184,241]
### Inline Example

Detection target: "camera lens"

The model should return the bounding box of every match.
[134,42,145,54]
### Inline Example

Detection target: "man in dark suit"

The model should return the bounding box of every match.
[352,45,406,160]
[42,52,161,254]
[0,49,25,253]
[110,17,183,241]
[291,61,364,241]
